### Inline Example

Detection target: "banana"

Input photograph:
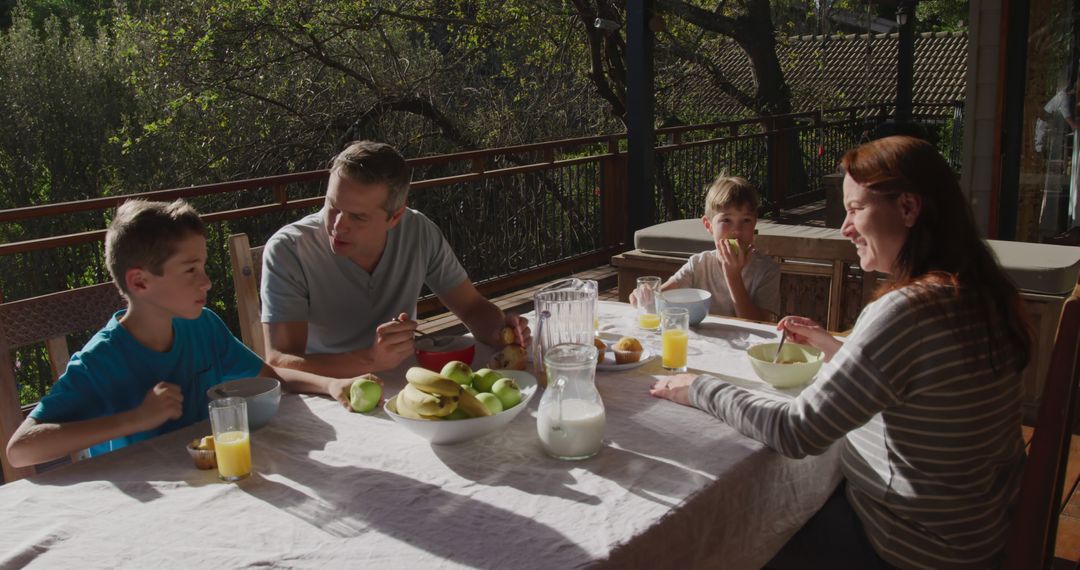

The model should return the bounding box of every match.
[405,367,464,397]
[392,395,424,419]
[400,384,458,417]
[456,388,493,418]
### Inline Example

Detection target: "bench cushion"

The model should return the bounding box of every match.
[634,220,847,257]
[986,240,1080,296]
[635,219,1080,296]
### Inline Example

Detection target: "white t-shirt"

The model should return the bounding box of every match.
[261,209,468,354]
[669,249,781,317]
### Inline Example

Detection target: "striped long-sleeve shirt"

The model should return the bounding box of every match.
[690,285,1025,569]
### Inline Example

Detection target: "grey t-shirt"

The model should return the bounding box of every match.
[261,209,468,354]
[670,249,781,317]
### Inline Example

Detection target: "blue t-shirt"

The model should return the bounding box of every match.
[31,308,265,456]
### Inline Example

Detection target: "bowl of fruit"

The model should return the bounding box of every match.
[385,362,537,445]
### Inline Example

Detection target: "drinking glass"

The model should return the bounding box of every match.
[208,397,252,482]
[635,276,662,331]
[661,307,690,372]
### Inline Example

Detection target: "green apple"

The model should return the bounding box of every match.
[473,368,503,393]
[445,408,470,420]
[465,385,479,396]
[490,377,522,409]
[440,360,474,386]
[348,377,382,413]
[476,392,504,414]
[726,238,740,256]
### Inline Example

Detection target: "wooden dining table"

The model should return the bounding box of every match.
[0,301,842,569]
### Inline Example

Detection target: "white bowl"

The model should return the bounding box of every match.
[385,370,537,445]
[207,377,281,430]
[660,288,712,325]
[746,343,824,388]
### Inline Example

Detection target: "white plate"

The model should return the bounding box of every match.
[595,334,656,371]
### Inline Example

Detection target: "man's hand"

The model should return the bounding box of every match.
[505,313,532,347]
[135,382,182,430]
[365,313,417,371]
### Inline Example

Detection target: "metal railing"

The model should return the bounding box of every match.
[0,102,963,404]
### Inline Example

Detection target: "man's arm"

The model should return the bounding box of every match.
[438,280,531,347]
[6,382,182,468]
[263,319,415,377]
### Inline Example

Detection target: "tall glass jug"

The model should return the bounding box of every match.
[537,343,605,460]
[533,278,597,386]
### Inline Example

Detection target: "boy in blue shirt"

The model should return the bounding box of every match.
[6,200,359,467]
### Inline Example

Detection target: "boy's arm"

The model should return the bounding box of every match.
[256,364,361,408]
[6,382,181,468]
[263,320,416,377]
[724,274,774,322]
[718,244,775,322]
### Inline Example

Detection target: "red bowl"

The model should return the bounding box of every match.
[414,336,477,372]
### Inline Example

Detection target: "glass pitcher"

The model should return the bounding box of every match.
[533,278,597,386]
[537,343,605,460]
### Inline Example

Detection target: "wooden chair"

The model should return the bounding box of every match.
[1004,280,1080,569]
[228,233,266,359]
[0,283,126,483]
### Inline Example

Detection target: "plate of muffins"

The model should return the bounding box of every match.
[594,333,656,371]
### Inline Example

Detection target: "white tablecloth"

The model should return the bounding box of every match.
[0,301,841,569]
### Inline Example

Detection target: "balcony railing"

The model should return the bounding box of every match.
[0,102,963,404]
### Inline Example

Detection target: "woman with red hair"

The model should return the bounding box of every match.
[652,136,1032,569]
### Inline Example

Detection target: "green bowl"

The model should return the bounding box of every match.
[746,342,823,388]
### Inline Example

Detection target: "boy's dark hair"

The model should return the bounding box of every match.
[704,173,760,217]
[105,199,205,296]
[330,140,412,216]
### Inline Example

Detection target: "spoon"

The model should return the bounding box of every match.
[394,315,451,347]
[773,329,787,364]
[414,327,452,348]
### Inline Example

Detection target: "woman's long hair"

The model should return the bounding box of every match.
[841,136,1031,372]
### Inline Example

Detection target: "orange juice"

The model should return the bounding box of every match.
[215,431,251,480]
[638,313,661,330]
[661,329,689,369]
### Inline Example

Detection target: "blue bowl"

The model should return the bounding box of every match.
[660,288,712,326]
[207,377,281,430]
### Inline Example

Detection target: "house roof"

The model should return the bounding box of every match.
[659,31,968,120]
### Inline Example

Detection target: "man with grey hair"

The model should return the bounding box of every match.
[261,140,530,376]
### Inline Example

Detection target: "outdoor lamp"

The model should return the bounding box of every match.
[895,0,915,27]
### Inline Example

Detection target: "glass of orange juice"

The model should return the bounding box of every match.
[208,397,252,482]
[635,276,662,331]
[661,307,689,372]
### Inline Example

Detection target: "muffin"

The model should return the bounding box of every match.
[593,337,606,364]
[187,436,217,470]
[612,336,643,364]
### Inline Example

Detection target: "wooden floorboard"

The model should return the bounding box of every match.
[1044,432,1080,564]
[1058,515,1080,563]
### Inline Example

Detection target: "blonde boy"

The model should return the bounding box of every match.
[6,200,358,468]
[636,175,780,321]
